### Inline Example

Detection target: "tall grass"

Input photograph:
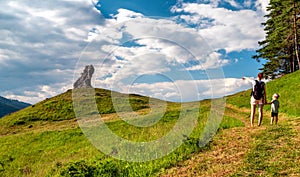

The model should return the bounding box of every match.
[0,98,245,176]
[6,69,297,176]
[0,128,100,176]
[234,120,300,176]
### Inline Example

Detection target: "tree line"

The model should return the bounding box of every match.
[253,0,300,79]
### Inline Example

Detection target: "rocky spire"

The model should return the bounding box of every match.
[73,65,94,88]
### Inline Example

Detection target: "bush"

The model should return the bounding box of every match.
[59,159,127,177]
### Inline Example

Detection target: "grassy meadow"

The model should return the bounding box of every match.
[0,70,299,176]
[227,70,300,117]
[162,70,300,176]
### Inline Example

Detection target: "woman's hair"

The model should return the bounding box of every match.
[258,72,263,79]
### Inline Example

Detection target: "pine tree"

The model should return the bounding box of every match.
[253,0,300,79]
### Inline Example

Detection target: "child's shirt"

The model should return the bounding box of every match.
[271,99,280,113]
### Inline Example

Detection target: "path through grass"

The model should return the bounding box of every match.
[234,116,300,176]
[161,104,300,176]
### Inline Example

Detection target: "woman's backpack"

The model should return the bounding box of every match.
[251,80,265,100]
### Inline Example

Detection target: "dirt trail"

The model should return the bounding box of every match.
[160,105,266,177]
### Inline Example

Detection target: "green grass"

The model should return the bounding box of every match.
[0,88,152,127]
[263,71,300,117]
[48,102,244,177]
[0,128,100,176]
[226,70,300,176]
[0,96,245,176]
[227,70,300,117]
[1,90,75,126]
[1,71,299,176]
[219,116,244,129]
[233,120,300,176]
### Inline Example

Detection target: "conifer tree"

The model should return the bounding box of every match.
[253,0,300,79]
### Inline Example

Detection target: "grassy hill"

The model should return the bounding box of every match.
[163,70,300,176]
[227,70,300,117]
[0,71,299,176]
[0,89,243,176]
[0,88,152,128]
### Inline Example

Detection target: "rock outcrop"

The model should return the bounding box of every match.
[73,65,94,88]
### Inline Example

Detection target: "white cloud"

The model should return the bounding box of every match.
[69,10,229,99]
[187,51,229,70]
[173,3,266,52]
[0,0,104,103]
[0,0,270,104]
[111,8,144,23]
[3,83,71,104]
[224,0,242,8]
[244,0,252,8]
[255,0,270,15]
[104,78,251,102]
[81,13,230,88]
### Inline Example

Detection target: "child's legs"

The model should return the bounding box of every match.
[271,116,274,125]
[275,114,279,124]
[271,112,278,124]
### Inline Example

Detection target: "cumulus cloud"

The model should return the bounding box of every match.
[0,0,269,103]
[75,1,269,102]
[0,0,103,103]
[255,0,270,15]
[111,8,144,23]
[173,2,266,52]
[107,78,251,102]
[80,14,230,89]
[3,83,72,104]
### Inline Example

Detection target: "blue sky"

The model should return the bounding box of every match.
[0,0,270,103]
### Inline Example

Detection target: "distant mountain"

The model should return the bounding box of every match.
[0,96,31,118]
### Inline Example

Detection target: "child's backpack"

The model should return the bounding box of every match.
[251,80,265,100]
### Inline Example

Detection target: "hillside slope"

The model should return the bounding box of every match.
[0,87,244,176]
[162,70,300,176]
[0,71,299,176]
[0,96,30,118]
[227,70,300,117]
[0,88,152,127]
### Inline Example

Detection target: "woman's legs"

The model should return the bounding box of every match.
[258,104,263,126]
[250,104,256,127]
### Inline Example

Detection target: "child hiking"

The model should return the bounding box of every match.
[268,93,280,125]
[242,73,267,127]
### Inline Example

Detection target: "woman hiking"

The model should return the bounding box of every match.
[242,73,267,127]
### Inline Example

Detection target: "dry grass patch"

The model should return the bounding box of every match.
[161,125,265,177]
[160,103,268,177]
